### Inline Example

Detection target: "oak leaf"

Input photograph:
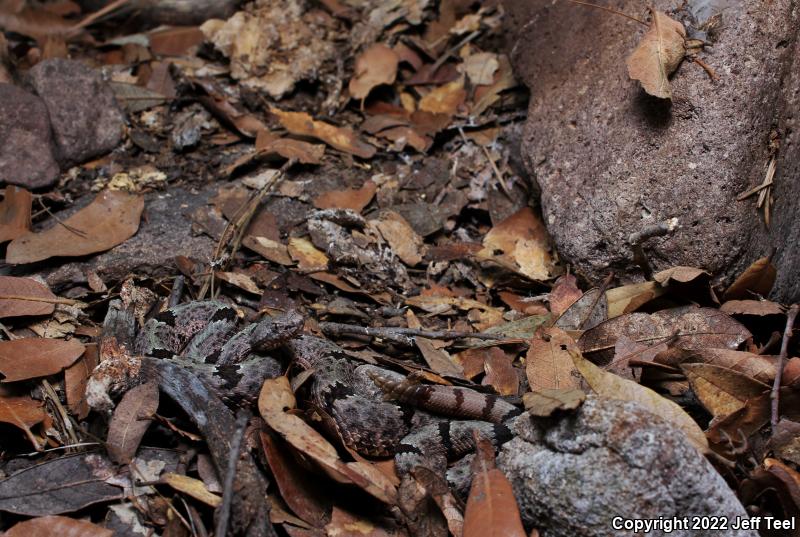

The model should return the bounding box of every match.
[349,44,399,100]
[626,10,686,99]
[0,338,85,382]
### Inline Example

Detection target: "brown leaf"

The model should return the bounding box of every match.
[0,3,72,40]
[0,338,85,382]
[148,26,205,56]
[5,515,112,537]
[477,207,555,281]
[64,344,99,419]
[106,381,159,464]
[548,274,583,317]
[258,376,397,504]
[655,347,777,385]
[349,44,399,100]
[271,108,376,159]
[419,78,466,116]
[0,186,32,243]
[162,472,221,507]
[682,363,770,419]
[288,237,329,272]
[626,10,686,99]
[771,420,800,465]
[719,299,784,317]
[7,190,144,264]
[606,281,663,319]
[0,275,57,318]
[482,350,519,396]
[723,256,777,300]
[243,235,294,266]
[579,306,751,364]
[570,348,709,453]
[0,396,46,434]
[653,266,710,286]
[464,438,527,537]
[522,388,585,417]
[525,327,581,391]
[372,211,425,266]
[554,288,608,331]
[314,181,377,213]
[706,392,770,448]
[608,335,668,380]
[471,54,516,116]
[416,337,463,378]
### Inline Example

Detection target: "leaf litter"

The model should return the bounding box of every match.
[0,0,794,535]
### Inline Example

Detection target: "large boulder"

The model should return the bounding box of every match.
[503,0,800,301]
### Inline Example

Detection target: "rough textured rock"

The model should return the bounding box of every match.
[41,187,216,289]
[498,397,754,537]
[0,84,60,189]
[27,59,125,167]
[503,0,800,301]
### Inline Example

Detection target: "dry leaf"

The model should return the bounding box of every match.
[525,327,581,391]
[288,237,329,271]
[477,207,555,281]
[719,300,784,317]
[243,236,293,266]
[313,181,377,213]
[65,344,99,420]
[4,515,112,537]
[463,439,527,537]
[682,363,769,419]
[0,275,57,318]
[483,350,519,396]
[0,395,46,432]
[459,52,499,86]
[523,388,586,417]
[106,381,159,464]
[271,108,376,159]
[570,348,709,453]
[626,10,686,99]
[723,256,777,300]
[554,288,608,331]
[349,44,399,100]
[216,271,262,295]
[162,473,222,507]
[653,266,710,286]
[0,186,32,243]
[419,78,466,116]
[606,281,663,319]
[0,338,85,382]
[258,376,397,504]
[548,274,583,317]
[416,337,463,378]
[372,211,424,266]
[471,54,516,116]
[7,190,144,264]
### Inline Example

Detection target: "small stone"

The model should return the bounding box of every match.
[0,84,60,189]
[27,59,125,167]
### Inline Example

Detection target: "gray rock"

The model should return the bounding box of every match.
[0,84,60,189]
[27,59,125,167]
[503,0,800,301]
[498,397,755,537]
[43,186,216,289]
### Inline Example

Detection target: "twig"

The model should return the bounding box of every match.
[0,294,79,306]
[771,304,798,430]
[319,322,512,346]
[629,218,679,280]
[562,0,648,26]
[457,127,512,200]
[36,197,87,238]
[215,410,250,537]
[68,0,131,34]
[430,30,481,74]
[689,56,719,81]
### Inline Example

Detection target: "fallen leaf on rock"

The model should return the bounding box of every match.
[288,237,329,272]
[4,515,112,537]
[523,388,586,417]
[419,78,466,116]
[653,266,710,286]
[682,363,769,420]
[548,274,583,317]
[606,281,663,318]
[723,256,777,300]
[526,327,581,391]
[372,210,424,266]
[464,438,527,537]
[554,288,608,331]
[570,348,709,453]
[106,381,159,464]
[719,299,784,317]
[313,181,377,213]
[6,190,144,264]
[626,10,686,99]
[271,108,376,159]
[349,44,399,100]
[258,376,397,504]
[0,186,31,243]
[579,306,751,364]
[0,338,85,382]
[0,276,58,318]
[162,473,221,507]
[477,207,555,281]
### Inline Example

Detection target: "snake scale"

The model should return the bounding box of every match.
[133,300,522,484]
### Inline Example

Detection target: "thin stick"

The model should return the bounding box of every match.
[215,410,249,537]
[0,295,79,305]
[69,0,131,33]
[771,304,798,430]
[562,0,648,26]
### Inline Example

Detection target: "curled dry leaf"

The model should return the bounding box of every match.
[606,281,664,319]
[570,348,709,453]
[681,363,769,420]
[723,256,777,301]
[0,275,57,318]
[162,473,221,507]
[625,10,686,99]
[525,327,581,391]
[464,438,527,537]
[523,388,586,417]
[0,186,32,243]
[4,515,112,537]
[477,207,555,281]
[719,299,784,317]
[0,396,46,434]
[258,376,397,504]
[0,338,85,382]
[349,43,399,100]
[653,266,711,286]
[6,190,144,264]
[548,274,583,318]
[271,108,376,159]
[106,381,159,464]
